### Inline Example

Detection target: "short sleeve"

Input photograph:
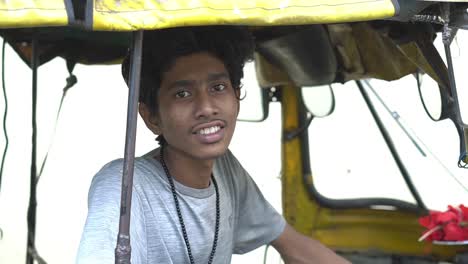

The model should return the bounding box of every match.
[76,160,147,264]
[220,151,286,254]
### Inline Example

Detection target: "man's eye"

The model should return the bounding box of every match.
[175,90,191,98]
[213,84,226,92]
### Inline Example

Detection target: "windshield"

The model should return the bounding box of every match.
[306,76,468,211]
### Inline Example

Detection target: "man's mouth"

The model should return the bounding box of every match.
[192,120,226,134]
[198,125,221,135]
[192,121,226,144]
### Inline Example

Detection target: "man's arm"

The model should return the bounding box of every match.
[76,161,146,264]
[271,224,351,264]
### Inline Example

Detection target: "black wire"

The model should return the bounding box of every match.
[36,73,76,183]
[263,244,270,264]
[0,40,9,192]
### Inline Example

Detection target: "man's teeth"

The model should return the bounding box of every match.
[199,126,221,135]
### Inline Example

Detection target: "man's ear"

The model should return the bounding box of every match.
[235,88,241,116]
[139,103,162,135]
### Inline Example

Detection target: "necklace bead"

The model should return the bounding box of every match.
[160,144,220,264]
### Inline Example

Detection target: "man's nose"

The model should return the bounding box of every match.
[194,90,218,119]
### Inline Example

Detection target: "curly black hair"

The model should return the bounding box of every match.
[122,26,255,116]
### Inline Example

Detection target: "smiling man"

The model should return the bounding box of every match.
[77,26,351,264]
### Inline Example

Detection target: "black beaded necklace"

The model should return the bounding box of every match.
[159,144,220,264]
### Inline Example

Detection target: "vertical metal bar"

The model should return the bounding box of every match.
[443,40,462,125]
[441,3,468,168]
[26,38,38,264]
[461,128,468,167]
[115,30,143,264]
[443,43,467,165]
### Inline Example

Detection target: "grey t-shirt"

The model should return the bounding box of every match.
[76,149,286,263]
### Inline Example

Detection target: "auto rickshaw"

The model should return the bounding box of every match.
[0,0,467,263]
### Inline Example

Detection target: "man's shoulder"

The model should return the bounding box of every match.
[91,152,160,187]
[214,149,251,191]
[87,152,166,206]
[91,158,124,184]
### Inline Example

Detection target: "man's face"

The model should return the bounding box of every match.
[141,52,239,161]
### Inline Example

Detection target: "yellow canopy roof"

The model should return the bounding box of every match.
[91,0,397,30]
[0,0,397,30]
[0,0,68,28]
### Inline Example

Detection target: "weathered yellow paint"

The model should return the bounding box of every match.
[91,0,396,31]
[281,83,314,229]
[281,83,467,260]
[0,0,68,28]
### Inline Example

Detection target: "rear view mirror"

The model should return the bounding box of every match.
[301,85,335,117]
[416,73,468,168]
[417,73,444,121]
[237,62,269,122]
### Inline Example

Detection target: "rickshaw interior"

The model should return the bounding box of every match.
[0,0,467,263]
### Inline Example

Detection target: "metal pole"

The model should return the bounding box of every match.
[115,30,143,264]
[462,128,468,167]
[441,3,468,168]
[26,38,38,264]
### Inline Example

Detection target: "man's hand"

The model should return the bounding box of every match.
[271,224,351,264]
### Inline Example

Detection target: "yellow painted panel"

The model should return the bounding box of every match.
[92,0,396,31]
[0,0,68,28]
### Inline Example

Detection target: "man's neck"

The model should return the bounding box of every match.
[158,145,214,189]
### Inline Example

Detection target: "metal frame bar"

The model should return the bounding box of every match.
[26,37,38,264]
[114,30,143,264]
[356,80,426,210]
[440,3,468,168]
[298,83,424,212]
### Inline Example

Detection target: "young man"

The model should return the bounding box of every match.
[77,26,350,263]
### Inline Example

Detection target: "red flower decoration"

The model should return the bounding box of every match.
[418,204,468,242]
[460,205,468,221]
